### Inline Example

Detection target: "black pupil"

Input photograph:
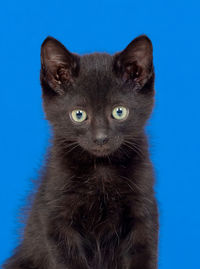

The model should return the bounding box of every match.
[117,108,123,116]
[76,111,83,119]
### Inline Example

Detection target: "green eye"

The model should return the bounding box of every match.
[112,106,129,120]
[71,110,87,123]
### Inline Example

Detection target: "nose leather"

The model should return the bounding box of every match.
[93,133,109,146]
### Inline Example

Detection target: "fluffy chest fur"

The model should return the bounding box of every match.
[74,169,131,230]
[48,164,133,234]
[45,164,136,269]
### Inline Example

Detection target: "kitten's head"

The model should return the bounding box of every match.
[40,35,155,157]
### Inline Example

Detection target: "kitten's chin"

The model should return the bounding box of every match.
[79,142,121,157]
[90,148,111,157]
[88,146,119,157]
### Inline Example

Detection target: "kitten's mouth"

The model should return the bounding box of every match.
[91,147,111,157]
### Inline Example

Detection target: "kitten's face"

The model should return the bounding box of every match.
[40,36,155,157]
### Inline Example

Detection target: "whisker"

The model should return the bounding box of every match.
[62,142,79,150]
[123,139,145,159]
[65,143,80,155]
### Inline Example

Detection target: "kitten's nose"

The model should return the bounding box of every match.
[93,133,109,146]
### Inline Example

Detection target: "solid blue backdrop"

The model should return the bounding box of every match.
[0,0,199,268]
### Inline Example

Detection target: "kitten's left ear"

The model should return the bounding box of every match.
[40,36,80,95]
[113,35,154,88]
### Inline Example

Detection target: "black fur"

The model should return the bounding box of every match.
[3,35,159,269]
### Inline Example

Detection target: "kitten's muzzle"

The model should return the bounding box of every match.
[93,134,109,146]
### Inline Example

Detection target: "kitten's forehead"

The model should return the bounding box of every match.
[65,53,134,109]
[80,53,114,74]
[72,53,118,102]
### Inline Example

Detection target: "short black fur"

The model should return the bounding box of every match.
[3,35,159,269]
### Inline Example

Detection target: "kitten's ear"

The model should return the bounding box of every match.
[40,36,80,95]
[113,35,153,88]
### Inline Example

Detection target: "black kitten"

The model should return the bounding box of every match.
[3,35,159,269]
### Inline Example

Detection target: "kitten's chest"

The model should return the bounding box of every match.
[70,167,130,234]
[51,167,133,268]
[77,186,122,232]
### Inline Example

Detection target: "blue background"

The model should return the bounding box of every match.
[1,1,199,268]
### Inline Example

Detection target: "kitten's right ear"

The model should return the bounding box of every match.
[40,36,80,95]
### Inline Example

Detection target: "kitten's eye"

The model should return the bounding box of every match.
[112,106,129,120]
[71,110,87,123]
